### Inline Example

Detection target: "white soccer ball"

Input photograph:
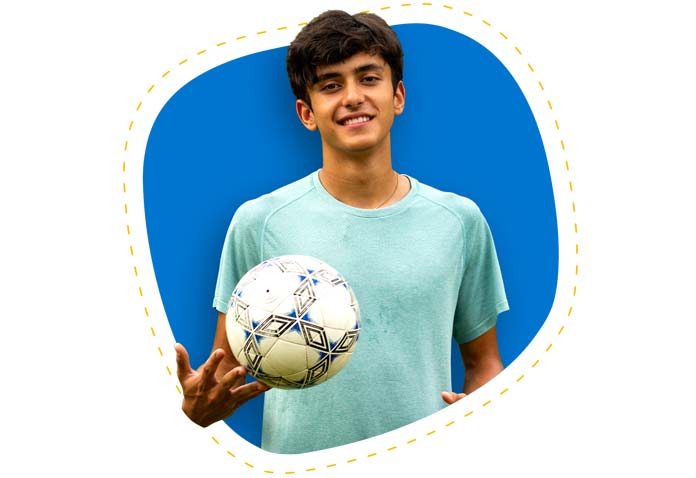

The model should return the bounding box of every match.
[226,254,361,389]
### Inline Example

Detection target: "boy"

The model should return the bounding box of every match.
[175,10,508,454]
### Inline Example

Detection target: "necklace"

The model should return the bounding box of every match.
[375,172,400,208]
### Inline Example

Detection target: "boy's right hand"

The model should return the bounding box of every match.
[175,343,270,427]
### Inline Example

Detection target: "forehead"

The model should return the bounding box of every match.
[314,52,390,77]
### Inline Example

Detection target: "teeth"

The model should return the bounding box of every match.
[343,116,370,126]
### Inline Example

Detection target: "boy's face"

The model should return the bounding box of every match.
[295,52,405,158]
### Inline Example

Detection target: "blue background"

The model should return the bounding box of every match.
[144,24,558,447]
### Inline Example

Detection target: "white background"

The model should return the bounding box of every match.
[2,0,695,477]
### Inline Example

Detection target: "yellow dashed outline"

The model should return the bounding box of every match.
[121,3,579,474]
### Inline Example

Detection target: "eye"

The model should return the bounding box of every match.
[362,75,381,84]
[320,82,341,92]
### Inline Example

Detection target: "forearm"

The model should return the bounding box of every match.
[462,357,503,394]
[459,326,503,394]
[212,311,241,380]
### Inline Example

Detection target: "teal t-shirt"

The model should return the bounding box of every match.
[213,171,509,454]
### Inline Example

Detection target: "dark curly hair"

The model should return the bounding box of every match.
[286,10,404,107]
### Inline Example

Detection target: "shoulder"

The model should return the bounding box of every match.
[232,173,316,227]
[414,179,485,226]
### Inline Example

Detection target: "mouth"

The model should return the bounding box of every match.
[338,115,373,126]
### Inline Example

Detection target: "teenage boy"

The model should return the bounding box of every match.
[175,10,509,454]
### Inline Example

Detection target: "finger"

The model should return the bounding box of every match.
[256,381,272,392]
[219,365,248,390]
[199,348,226,388]
[220,367,270,394]
[229,380,271,404]
[174,343,193,382]
[441,391,466,405]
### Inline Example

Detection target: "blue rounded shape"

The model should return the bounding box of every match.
[144,24,558,447]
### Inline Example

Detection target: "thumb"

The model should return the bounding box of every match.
[441,391,465,405]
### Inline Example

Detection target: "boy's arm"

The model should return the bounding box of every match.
[441,326,504,404]
[175,312,270,427]
[211,311,243,379]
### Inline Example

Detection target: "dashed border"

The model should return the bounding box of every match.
[121,3,579,475]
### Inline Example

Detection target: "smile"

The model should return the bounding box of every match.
[339,115,373,126]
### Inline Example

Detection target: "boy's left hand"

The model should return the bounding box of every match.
[441,391,466,404]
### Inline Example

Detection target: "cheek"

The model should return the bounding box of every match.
[316,110,337,130]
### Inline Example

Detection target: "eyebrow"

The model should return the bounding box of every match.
[314,63,385,84]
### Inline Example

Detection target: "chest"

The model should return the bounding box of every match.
[262,210,465,311]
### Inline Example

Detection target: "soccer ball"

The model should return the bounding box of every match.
[226,255,361,389]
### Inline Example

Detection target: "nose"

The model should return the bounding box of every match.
[342,80,364,108]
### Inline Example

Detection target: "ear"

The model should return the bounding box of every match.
[393,81,406,116]
[296,99,318,131]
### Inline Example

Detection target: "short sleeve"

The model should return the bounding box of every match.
[452,204,509,344]
[212,202,265,314]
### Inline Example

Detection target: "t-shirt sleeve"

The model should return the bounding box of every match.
[452,204,509,344]
[212,202,264,314]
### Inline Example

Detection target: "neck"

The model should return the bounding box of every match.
[321,129,393,170]
[319,148,408,209]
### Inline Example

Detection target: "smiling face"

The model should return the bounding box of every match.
[295,52,406,161]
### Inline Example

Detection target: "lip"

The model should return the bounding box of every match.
[337,113,374,127]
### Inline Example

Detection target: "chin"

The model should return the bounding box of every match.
[342,137,387,154]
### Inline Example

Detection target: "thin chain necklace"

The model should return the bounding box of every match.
[375,172,400,208]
